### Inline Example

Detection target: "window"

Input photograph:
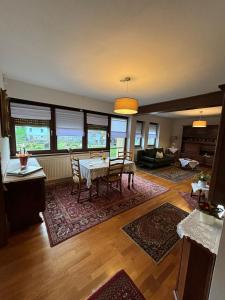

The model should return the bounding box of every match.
[110,117,127,157]
[11,102,51,152]
[87,113,108,149]
[148,123,159,147]
[10,100,128,155]
[56,109,84,150]
[135,121,143,147]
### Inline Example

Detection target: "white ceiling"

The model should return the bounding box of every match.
[151,106,222,118]
[0,0,225,105]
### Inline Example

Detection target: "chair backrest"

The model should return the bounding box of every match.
[118,150,134,161]
[108,158,125,178]
[68,149,81,181]
[90,151,104,158]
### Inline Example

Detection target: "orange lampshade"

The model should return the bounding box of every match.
[114,97,138,114]
[192,120,207,127]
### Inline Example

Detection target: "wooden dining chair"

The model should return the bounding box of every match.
[102,158,125,194]
[118,150,135,189]
[69,150,91,202]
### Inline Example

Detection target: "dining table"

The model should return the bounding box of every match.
[79,158,136,190]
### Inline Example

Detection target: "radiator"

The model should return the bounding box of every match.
[38,153,90,181]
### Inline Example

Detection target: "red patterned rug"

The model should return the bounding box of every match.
[180,192,199,209]
[122,203,188,263]
[43,175,168,246]
[86,270,146,300]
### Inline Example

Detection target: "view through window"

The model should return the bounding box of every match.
[87,129,107,148]
[110,118,127,157]
[134,121,143,147]
[148,123,159,147]
[15,125,50,151]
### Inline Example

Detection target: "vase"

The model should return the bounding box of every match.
[198,180,207,188]
[19,156,29,169]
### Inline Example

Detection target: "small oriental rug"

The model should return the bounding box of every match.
[122,202,188,263]
[180,191,199,209]
[43,175,168,246]
[139,165,200,183]
[86,270,146,300]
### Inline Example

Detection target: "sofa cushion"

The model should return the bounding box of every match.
[141,156,155,163]
[145,148,156,158]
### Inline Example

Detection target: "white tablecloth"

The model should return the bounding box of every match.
[179,158,199,169]
[79,158,136,188]
[177,209,223,254]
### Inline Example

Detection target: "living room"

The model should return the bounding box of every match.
[0,1,225,300]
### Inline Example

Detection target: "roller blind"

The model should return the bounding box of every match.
[135,122,143,138]
[87,113,108,126]
[111,118,127,138]
[56,109,84,136]
[148,123,158,137]
[11,102,51,120]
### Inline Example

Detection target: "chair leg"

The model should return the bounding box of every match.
[107,181,109,194]
[96,178,99,196]
[89,185,92,200]
[132,173,134,187]
[71,182,76,195]
[128,173,131,190]
[77,184,81,203]
[120,179,122,194]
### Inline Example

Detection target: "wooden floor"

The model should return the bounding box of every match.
[0,170,194,300]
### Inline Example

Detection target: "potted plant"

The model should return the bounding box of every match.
[194,171,211,188]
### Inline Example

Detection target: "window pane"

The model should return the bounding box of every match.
[88,129,107,148]
[15,125,50,151]
[135,136,141,146]
[148,123,159,146]
[57,136,82,150]
[110,137,125,158]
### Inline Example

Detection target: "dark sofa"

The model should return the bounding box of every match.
[137,148,174,169]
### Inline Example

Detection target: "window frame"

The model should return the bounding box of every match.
[9,98,128,156]
[110,116,128,157]
[147,122,159,147]
[134,121,143,148]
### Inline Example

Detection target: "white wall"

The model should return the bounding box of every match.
[7,79,114,114]
[171,116,221,149]
[129,114,173,159]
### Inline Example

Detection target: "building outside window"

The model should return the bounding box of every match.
[11,102,51,152]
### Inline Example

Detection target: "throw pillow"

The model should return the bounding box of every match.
[156,151,164,159]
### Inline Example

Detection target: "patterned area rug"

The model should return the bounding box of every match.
[43,176,168,246]
[180,192,198,209]
[138,165,200,182]
[122,203,188,263]
[86,270,146,300]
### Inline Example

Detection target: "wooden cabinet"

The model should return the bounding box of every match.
[0,161,8,246]
[174,237,216,300]
[181,125,219,166]
[0,89,10,137]
[5,178,46,230]
[3,158,46,231]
